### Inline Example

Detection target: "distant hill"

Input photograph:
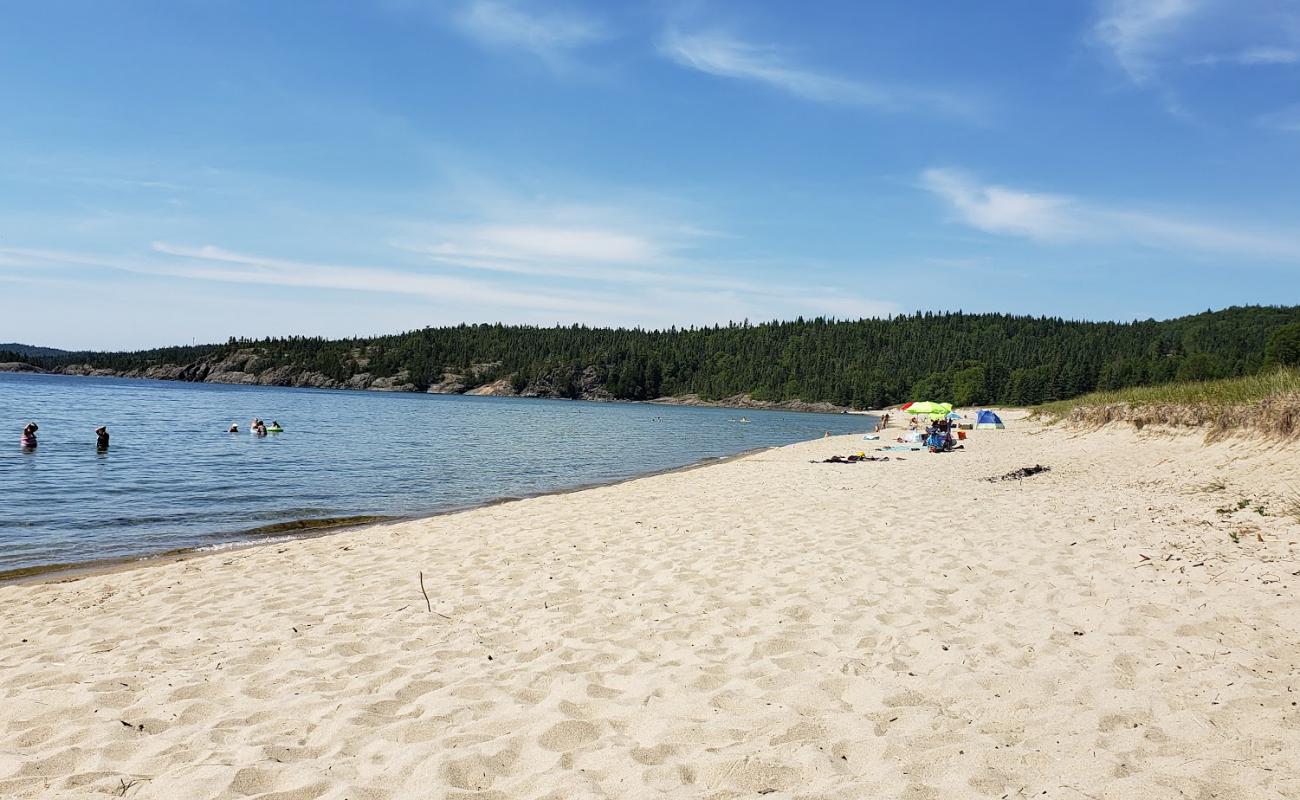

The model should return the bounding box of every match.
[16,305,1300,408]
[0,343,67,358]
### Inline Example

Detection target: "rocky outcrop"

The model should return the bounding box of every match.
[466,379,517,396]
[0,362,45,373]
[204,370,259,385]
[576,366,613,401]
[369,370,417,392]
[298,372,339,389]
[518,365,612,401]
[426,372,469,394]
[649,393,853,414]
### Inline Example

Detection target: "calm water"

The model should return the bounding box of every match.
[0,373,875,574]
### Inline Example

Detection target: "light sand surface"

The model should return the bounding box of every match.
[2,411,1299,799]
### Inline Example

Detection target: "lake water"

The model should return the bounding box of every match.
[0,373,875,575]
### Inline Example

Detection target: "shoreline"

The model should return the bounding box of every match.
[0,366,870,415]
[0,442,799,587]
[6,412,1295,797]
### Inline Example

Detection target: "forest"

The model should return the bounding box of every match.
[7,306,1300,408]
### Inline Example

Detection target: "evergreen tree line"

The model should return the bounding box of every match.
[10,306,1300,408]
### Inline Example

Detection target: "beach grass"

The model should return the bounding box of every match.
[1034,367,1300,438]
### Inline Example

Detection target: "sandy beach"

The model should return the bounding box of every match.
[2,410,1298,799]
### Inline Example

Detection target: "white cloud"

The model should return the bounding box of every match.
[1092,0,1200,83]
[416,224,661,266]
[451,0,607,65]
[659,29,977,119]
[919,169,1082,242]
[921,167,1300,261]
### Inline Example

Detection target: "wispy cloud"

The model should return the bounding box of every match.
[1091,0,1200,84]
[450,0,608,66]
[921,167,1300,261]
[1257,103,1300,132]
[411,224,663,267]
[1190,45,1300,65]
[0,228,900,330]
[919,169,1082,242]
[1,243,641,319]
[147,242,641,317]
[1092,0,1300,85]
[391,220,903,322]
[658,29,979,119]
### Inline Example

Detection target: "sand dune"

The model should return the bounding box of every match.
[2,411,1298,799]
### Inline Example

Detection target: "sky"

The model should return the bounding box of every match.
[2,0,1299,350]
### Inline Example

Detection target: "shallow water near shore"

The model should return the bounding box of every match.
[0,373,875,574]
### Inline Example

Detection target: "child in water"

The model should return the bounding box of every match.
[96,426,110,450]
[20,422,38,449]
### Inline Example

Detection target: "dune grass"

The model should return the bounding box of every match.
[1034,368,1300,439]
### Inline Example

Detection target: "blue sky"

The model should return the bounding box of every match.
[2,0,1299,350]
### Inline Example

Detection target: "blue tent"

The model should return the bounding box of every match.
[975,410,1004,429]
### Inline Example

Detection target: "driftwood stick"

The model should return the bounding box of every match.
[419,571,432,613]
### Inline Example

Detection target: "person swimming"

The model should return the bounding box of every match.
[95,426,110,450]
[268,420,283,432]
[252,419,267,436]
[20,422,38,449]
[228,422,239,433]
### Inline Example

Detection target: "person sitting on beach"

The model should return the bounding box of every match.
[95,426,110,450]
[20,422,38,449]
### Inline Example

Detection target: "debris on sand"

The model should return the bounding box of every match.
[986,464,1051,482]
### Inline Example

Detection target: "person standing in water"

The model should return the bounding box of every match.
[96,426,110,450]
[20,422,38,449]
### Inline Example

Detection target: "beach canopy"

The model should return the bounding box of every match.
[975,410,1005,429]
[904,401,953,419]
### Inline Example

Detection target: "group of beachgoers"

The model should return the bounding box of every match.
[19,422,110,451]
[20,417,286,450]
[894,415,962,452]
[228,418,283,436]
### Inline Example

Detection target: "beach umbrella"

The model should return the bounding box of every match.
[904,401,952,418]
[946,412,962,420]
